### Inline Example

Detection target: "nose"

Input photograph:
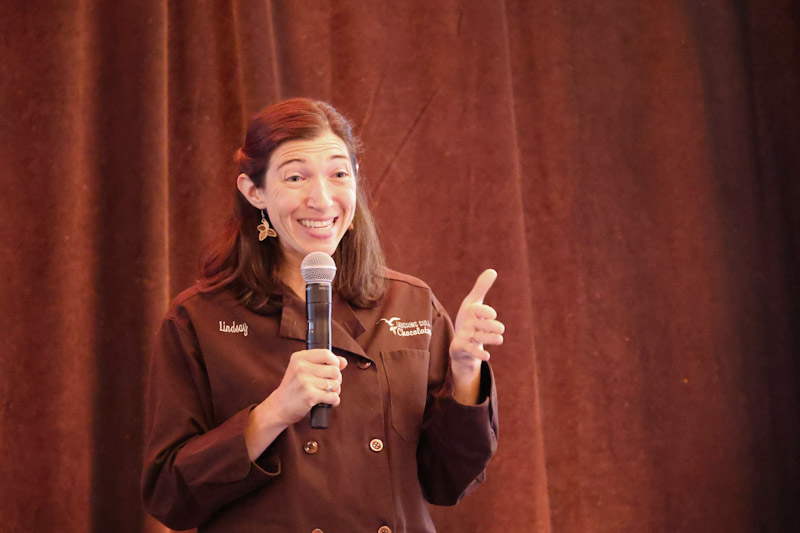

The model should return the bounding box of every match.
[306,175,333,210]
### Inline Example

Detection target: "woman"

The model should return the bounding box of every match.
[142,98,504,532]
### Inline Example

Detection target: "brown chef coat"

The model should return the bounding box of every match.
[142,268,498,532]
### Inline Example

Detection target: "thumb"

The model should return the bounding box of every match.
[464,269,498,305]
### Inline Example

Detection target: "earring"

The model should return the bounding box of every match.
[257,210,277,241]
[349,221,354,231]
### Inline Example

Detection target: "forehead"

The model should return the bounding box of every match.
[270,131,351,167]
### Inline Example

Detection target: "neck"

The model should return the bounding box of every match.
[279,257,306,301]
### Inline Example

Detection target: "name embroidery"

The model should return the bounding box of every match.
[378,317,432,337]
[219,320,249,336]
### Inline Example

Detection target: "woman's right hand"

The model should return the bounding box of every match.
[244,349,347,461]
[269,349,347,424]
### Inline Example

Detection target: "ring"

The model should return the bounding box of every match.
[325,380,332,393]
[470,332,480,345]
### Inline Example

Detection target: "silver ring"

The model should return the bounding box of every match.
[325,380,332,393]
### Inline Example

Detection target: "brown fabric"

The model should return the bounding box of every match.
[1,1,797,532]
[142,270,497,531]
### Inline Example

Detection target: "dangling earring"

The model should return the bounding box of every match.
[257,210,277,241]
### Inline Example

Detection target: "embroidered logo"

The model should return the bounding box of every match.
[378,317,432,337]
[219,320,249,336]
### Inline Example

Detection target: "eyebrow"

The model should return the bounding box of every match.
[276,154,349,171]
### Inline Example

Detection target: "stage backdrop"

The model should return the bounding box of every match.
[1,1,798,532]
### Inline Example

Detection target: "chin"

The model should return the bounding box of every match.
[302,243,339,258]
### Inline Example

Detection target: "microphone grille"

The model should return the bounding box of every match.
[300,252,337,284]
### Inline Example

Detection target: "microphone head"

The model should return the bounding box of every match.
[301,252,337,284]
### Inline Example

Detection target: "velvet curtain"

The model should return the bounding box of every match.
[1,1,797,531]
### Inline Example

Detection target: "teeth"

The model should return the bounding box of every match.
[300,219,335,229]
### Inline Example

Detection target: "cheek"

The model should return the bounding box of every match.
[263,188,293,219]
[342,184,357,210]
[343,195,357,221]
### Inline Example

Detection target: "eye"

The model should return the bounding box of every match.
[285,174,302,183]
[334,171,349,179]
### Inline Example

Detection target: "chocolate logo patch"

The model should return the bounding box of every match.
[377,317,431,337]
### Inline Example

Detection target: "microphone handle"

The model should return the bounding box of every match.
[306,283,332,429]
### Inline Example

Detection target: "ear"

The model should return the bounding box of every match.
[236,173,267,209]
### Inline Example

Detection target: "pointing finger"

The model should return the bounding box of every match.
[465,269,498,305]
[300,349,339,366]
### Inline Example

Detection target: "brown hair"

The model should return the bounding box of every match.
[199,98,386,313]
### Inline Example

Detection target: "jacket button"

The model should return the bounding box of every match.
[369,438,384,452]
[303,441,319,454]
[357,358,372,369]
[378,527,391,533]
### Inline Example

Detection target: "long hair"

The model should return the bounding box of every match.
[199,98,387,313]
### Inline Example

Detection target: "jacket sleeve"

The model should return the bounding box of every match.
[141,312,280,530]
[416,297,499,505]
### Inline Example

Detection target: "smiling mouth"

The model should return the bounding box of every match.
[299,217,337,230]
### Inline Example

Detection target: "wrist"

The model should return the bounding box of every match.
[244,396,290,462]
[450,360,482,405]
[254,394,291,433]
[450,357,481,381]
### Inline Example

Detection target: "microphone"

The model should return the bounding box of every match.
[300,251,337,429]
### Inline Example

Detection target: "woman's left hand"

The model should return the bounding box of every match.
[449,269,504,403]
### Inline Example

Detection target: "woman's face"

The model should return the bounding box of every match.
[262,130,357,268]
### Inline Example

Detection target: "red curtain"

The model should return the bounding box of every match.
[1,1,797,531]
